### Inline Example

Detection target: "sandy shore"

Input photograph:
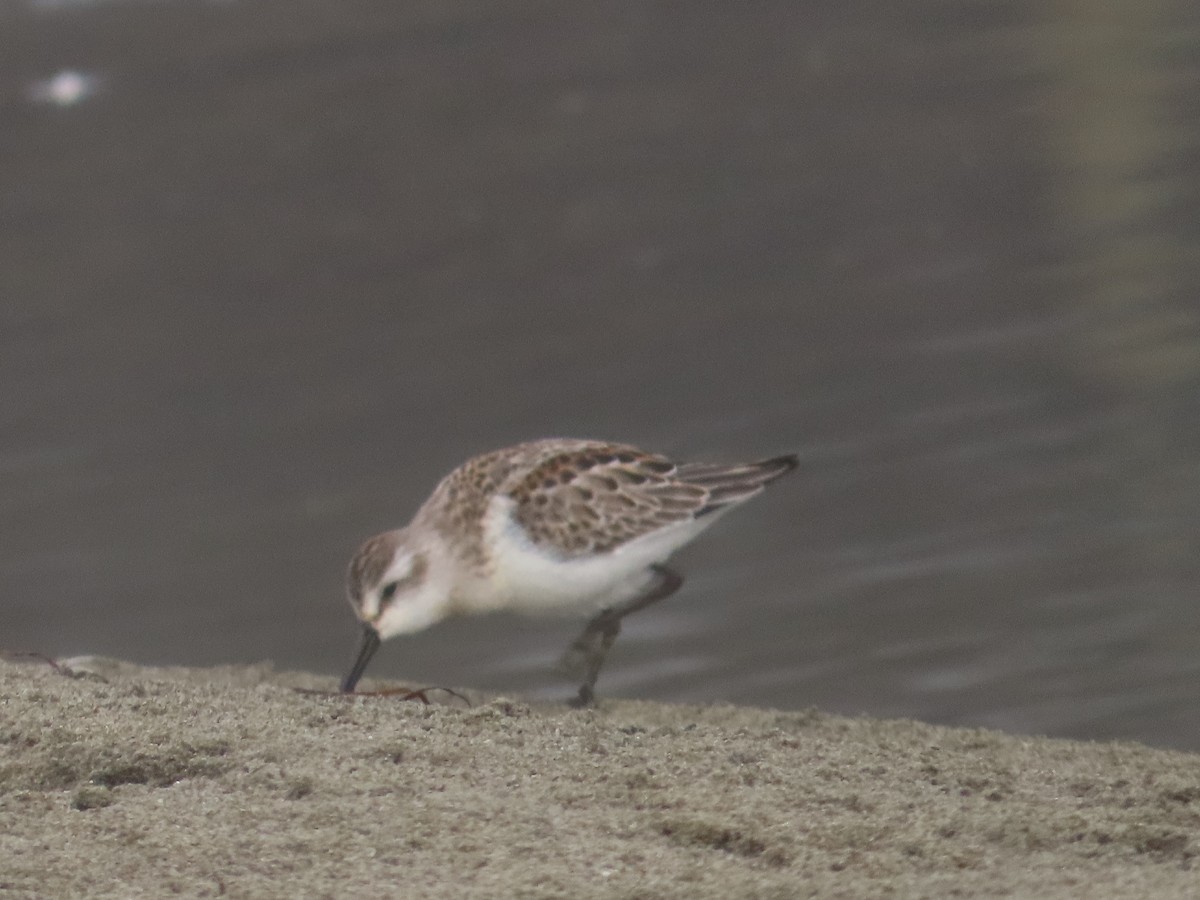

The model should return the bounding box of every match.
[1,656,1197,899]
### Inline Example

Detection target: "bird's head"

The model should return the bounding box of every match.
[340,528,445,692]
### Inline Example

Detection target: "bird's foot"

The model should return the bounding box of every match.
[569,683,597,708]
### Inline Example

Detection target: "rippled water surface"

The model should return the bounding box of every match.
[3,0,1198,748]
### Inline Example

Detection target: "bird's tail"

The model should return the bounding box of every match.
[677,454,798,515]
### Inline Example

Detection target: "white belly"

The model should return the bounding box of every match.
[476,495,711,615]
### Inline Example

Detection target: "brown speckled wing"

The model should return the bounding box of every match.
[507,443,709,556]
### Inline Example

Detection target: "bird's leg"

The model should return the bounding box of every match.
[565,564,684,708]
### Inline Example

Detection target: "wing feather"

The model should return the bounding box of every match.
[507,443,707,556]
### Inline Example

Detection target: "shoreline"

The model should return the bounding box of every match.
[2,656,1197,898]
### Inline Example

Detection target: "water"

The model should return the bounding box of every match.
[2,0,1198,749]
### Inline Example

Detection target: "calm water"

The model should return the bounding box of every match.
[3,1,1198,749]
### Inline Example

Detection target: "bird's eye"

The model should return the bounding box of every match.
[380,581,399,604]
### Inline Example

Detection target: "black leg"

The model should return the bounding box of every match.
[564,564,684,708]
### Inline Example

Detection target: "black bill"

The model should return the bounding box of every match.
[340,623,382,693]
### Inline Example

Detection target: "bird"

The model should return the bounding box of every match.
[340,438,797,706]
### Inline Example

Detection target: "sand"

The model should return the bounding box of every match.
[1,656,1197,899]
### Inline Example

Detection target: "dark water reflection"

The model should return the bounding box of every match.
[2,1,1198,748]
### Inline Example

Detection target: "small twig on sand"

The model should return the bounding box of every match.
[292,685,471,706]
[2,651,74,676]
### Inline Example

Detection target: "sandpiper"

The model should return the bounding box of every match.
[341,438,797,706]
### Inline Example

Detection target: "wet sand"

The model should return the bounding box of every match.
[1,656,1197,899]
